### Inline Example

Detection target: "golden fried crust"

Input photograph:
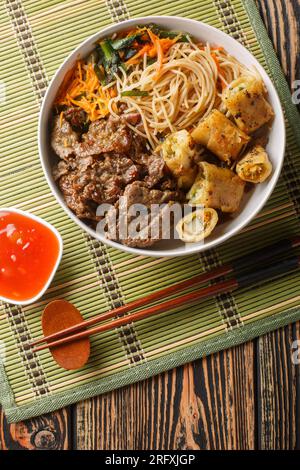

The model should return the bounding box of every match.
[236,145,272,183]
[222,76,274,134]
[176,208,219,242]
[191,110,250,163]
[160,130,197,189]
[187,161,245,213]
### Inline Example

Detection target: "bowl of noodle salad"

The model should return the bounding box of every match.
[39,16,285,257]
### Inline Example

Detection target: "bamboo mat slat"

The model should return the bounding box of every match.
[1,0,300,422]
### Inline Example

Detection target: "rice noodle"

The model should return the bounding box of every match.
[107,40,258,149]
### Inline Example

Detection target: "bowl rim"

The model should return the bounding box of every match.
[38,15,286,258]
[0,208,63,305]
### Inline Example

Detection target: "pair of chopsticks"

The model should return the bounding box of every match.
[31,236,300,353]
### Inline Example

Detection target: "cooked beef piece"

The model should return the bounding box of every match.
[129,134,149,158]
[57,155,141,219]
[53,160,70,181]
[53,156,93,181]
[106,181,185,248]
[79,155,140,204]
[160,178,179,191]
[51,115,79,159]
[74,115,132,157]
[128,136,165,187]
[134,153,165,188]
[121,112,141,125]
[59,173,98,221]
[77,155,95,172]
[64,107,88,132]
[123,181,184,207]
[52,111,182,235]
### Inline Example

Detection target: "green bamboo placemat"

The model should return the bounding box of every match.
[1,0,300,423]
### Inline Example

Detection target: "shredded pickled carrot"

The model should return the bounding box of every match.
[147,29,163,79]
[55,28,181,118]
[126,29,178,75]
[109,87,117,98]
[126,44,152,65]
[159,38,178,53]
[55,61,110,121]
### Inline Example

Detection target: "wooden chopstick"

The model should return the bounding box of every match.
[33,253,300,353]
[31,236,300,349]
[33,279,237,352]
[30,265,231,347]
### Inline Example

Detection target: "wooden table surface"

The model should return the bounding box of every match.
[1,0,300,451]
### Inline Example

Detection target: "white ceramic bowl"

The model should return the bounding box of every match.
[0,208,63,306]
[39,16,285,257]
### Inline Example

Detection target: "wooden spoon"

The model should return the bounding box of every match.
[42,300,90,370]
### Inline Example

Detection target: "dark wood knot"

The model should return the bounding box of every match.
[32,429,57,449]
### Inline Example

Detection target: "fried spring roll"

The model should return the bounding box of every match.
[176,208,218,243]
[160,130,197,189]
[191,110,250,163]
[187,162,245,213]
[222,75,274,134]
[236,145,272,183]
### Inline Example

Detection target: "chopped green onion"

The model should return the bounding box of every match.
[94,64,106,85]
[111,34,140,50]
[147,57,157,66]
[146,24,190,42]
[95,45,104,65]
[99,39,121,83]
[159,31,190,42]
[100,39,115,61]
[121,89,149,97]
[124,48,138,61]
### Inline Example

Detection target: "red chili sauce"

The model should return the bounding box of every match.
[0,211,60,302]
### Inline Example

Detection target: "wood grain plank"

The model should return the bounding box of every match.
[74,342,255,450]
[256,324,300,449]
[256,0,300,451]
[294,321,300,450]
[257,0,300,90]
[0,407,72,450]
